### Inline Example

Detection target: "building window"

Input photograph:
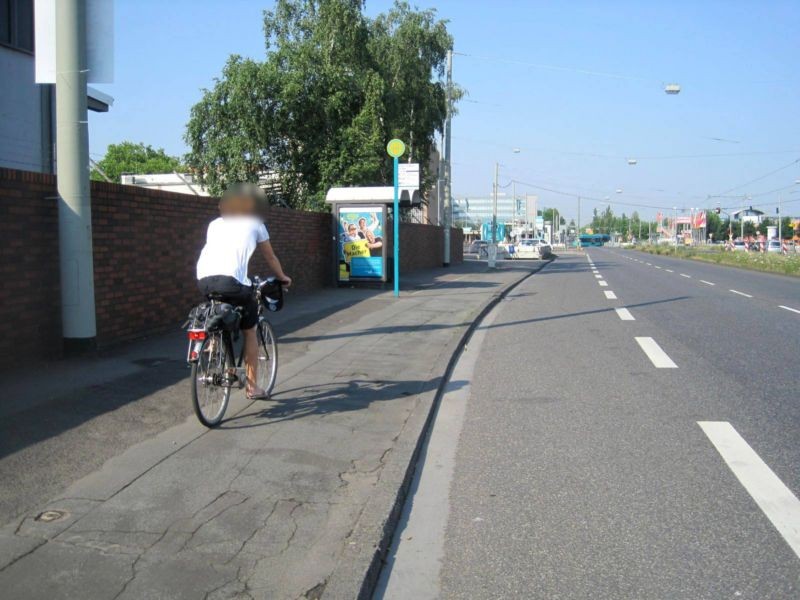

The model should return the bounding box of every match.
[0,0,34,53]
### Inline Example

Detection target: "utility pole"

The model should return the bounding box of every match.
[489,162,498,268]
[577,196,581,249]
[442,48,453,267]
[778,195,782,242]
[57,0,97,352]
[512,180,516,240]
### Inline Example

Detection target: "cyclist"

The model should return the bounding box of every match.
[196,183,291,399]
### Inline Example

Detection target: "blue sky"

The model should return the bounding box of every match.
[89,0,800,223]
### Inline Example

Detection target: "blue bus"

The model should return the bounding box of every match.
[579,233,610,247]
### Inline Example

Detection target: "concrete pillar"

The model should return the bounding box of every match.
[56,0,97,351]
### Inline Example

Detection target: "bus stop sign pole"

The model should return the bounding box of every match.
[387,139,405,297]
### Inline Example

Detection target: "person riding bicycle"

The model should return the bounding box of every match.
[196,183,291,399]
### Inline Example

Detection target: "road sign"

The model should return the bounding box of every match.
[386,139,405,158]
[398,163,420,189]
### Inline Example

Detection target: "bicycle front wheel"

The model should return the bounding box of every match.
[191,332,232,427]
[256,319,278,397]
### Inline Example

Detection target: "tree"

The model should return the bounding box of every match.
[185,0,459,209]
[91,142,183,183]
[540,208,565,226]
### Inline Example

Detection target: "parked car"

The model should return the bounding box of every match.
[515,238,552,259]
[767,240,782,253]
[732,241,747,251]
[468,240,488,255]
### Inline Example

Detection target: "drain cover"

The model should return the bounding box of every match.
[35,509,68,523]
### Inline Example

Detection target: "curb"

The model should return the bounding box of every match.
[324,258,553,599]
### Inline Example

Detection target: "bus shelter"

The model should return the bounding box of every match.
[325,187,420,286]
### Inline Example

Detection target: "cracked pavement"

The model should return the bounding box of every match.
[0,260,539,599]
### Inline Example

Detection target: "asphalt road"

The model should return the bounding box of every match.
[378,249,800,599]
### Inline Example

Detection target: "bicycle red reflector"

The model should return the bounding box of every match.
[188,330,206,340]
[190,351,198,360]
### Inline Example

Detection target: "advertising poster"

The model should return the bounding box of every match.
[337,206,385,281]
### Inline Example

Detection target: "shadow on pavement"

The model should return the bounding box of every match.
[220,378,468,429]
[484,296,691,329]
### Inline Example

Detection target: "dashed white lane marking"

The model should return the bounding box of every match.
[665,269,674,273]
[680,273,691,278]
[729,289,753,298]
[645,262,652,266]
[779,305,800,315]
[594,274,602,279]
[635,337,678,368]
[598,280,608,287]
[615,308,635,321]
[698,421,800,560]
[604,291,617,299]
[700,280,715,286]
[654,266,662,269]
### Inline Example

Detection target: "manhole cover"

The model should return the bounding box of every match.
[35,509,68,523]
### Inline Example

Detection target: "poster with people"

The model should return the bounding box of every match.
[337,206,385,281]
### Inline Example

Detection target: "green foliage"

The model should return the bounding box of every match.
[540,208,565,226]
[637,245,800,277]
[588,205,655,239]
[185,0,459,210]
[91,142,183,183]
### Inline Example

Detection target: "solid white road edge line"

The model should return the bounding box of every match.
[615,308,635,321]
[635,337,678,368]
[729,290,753,298]
[604,291,617,299]
[375,294,504,598]
[700,280,715,286]
[698,421,800,560]
[779,305,800,315]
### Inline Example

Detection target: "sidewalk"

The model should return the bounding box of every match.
[0,259,546,599]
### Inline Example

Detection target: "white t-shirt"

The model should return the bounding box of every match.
[196,216,269,286]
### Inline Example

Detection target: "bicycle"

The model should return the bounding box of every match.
[185,276,284,427]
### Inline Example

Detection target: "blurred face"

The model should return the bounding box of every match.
[220,194,257,216]
[348,225,357,237]
[358,218,367,229]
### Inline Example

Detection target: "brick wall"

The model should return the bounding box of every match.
[0,168,332,358]
[0,168,458,361]
[385,221,464,272]
[89,181,332,347]
[0,169,61,360]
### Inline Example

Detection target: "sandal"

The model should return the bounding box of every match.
[246,387,270,400]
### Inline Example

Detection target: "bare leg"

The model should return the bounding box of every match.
[243,326,262,395]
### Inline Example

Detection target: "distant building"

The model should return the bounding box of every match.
[730,207,765,225]
[453,195,520,226]
[0,0,112,173]
[120,173,210,196]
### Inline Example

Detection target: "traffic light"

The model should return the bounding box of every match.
[715,207,721,214]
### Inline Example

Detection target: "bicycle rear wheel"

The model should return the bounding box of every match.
[256,319,278,397]
[191,332,232,427]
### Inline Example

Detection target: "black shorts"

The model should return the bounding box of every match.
[197,276,258,330]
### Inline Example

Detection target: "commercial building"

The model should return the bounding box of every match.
[0,0,111,173]
[452,194,537,228]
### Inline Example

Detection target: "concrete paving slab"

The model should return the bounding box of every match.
[0,259,546,599]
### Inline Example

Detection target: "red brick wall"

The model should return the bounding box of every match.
[0,167,460,360]
[89,181,332,346]
[385,221,464,273]
[0,169,62,360]
[0,168,333,358]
